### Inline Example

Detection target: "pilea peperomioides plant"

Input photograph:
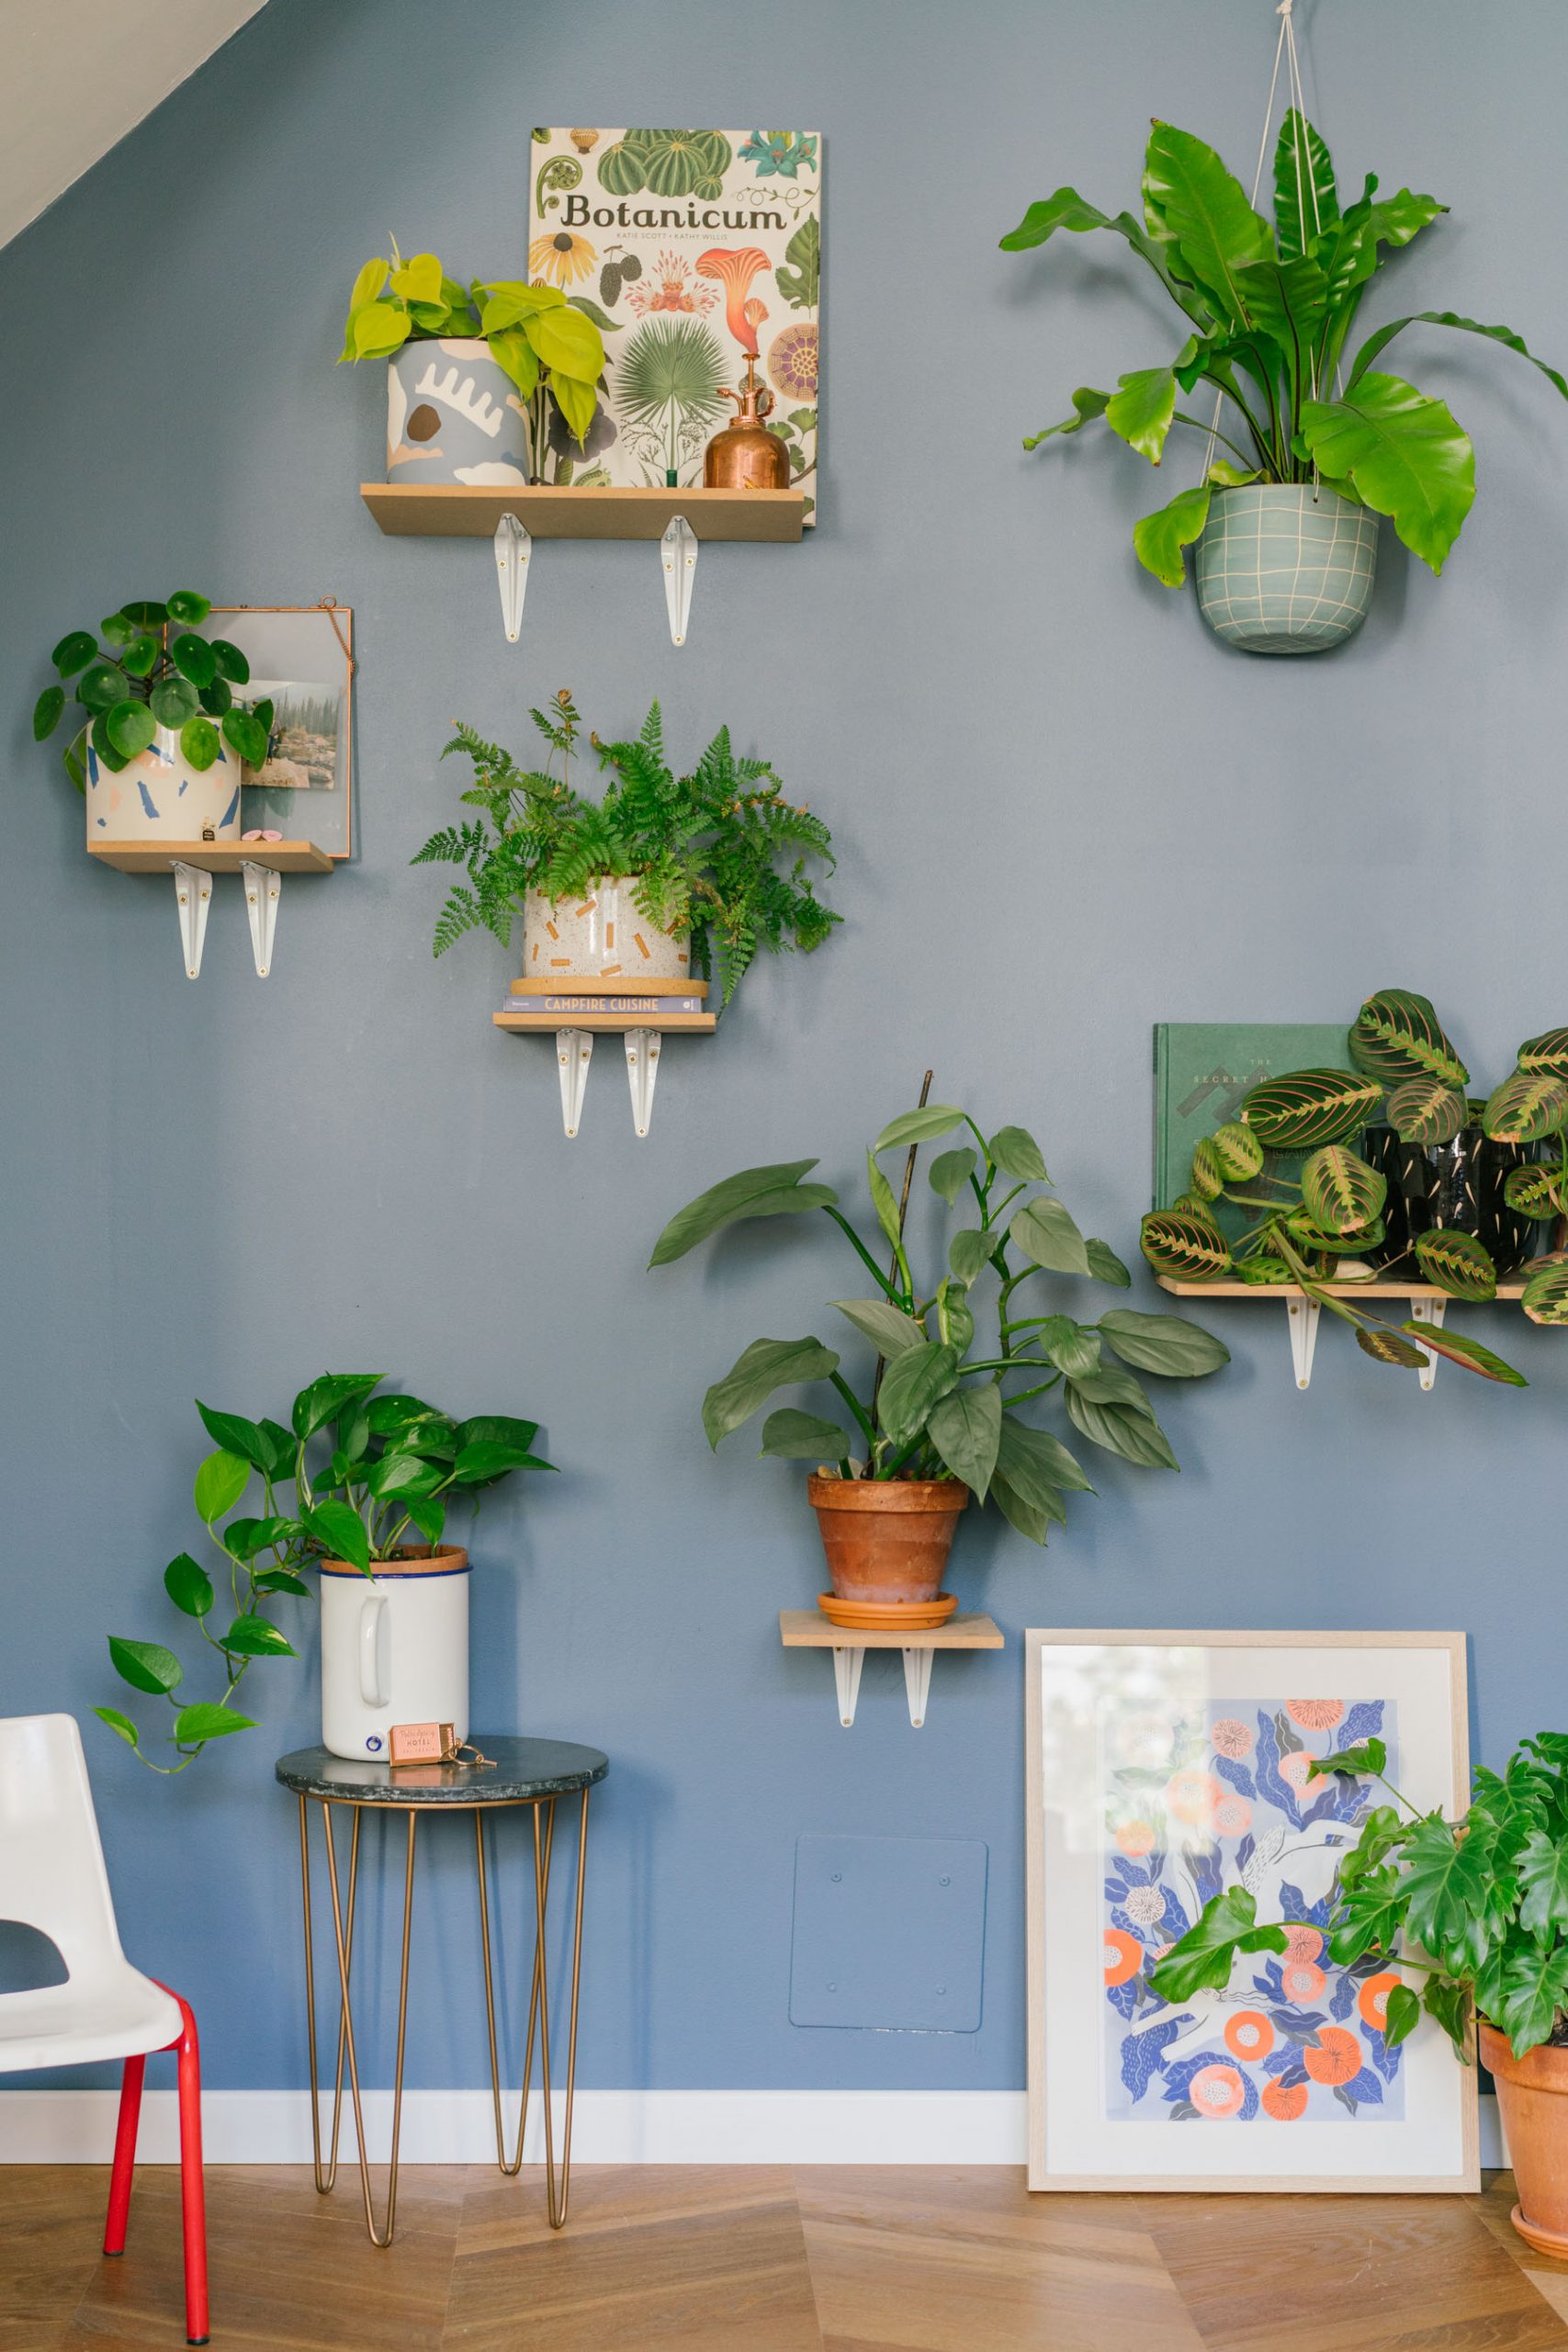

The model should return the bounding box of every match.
[1142,989,1568,1385]
[1000,110,1567,582]
[650,1099,1230,1532]
[1150,1730,1568,2064]
[32,591,269,791]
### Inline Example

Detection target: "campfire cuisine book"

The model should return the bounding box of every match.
[527,128,820,520]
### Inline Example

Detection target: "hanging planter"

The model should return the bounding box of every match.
[998,6,1568,651]
[1193,484,1379,655]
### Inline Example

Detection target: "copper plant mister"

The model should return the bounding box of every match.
[704,355,791,492]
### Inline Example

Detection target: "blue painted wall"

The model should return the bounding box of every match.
[4,0,1568,2094]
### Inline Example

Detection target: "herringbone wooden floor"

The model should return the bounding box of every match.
[3,2165,1565,2350]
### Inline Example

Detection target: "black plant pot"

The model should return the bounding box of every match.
[1360,1123,1542,1276]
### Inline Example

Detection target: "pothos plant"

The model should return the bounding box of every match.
[1151,1730,1568,2064]
[32,591,268,789]
[649,1099,1230,1532]
[1141,989,1568,1385]
[1000,109,1567,582]
[339,239,607,462]
[415,689,839,1004]
[97,1374,552,1774]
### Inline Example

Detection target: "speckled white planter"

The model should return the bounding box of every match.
[522,876,689,980]
[84,723,243,845]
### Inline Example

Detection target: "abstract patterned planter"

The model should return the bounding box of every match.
[386,339,528,486]
[1360,1124,1542,1276]
[522,876,689,980]
[1195,485,1379,656]
[84,724,242,845]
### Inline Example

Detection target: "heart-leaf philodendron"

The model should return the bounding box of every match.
[97,1377,553,1773]
[1150,1732,1568,2064]
[650,1101,1230,1535]
[1001,110,1567,580]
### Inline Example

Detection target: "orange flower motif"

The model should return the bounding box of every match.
[1165,1764,1223,1826]
[1282,1925,1324,1967]
[1211,1716,1254,1759]
[1262,2077,1308,2120]
[1114,1820,1156,1860]
[1285,1700,1346,1732]
[1189,2063,1247,2119]
[1213,1793,1252,1838]
[1278,1750,1316,1793]
[1224,2009,1275,2062]
[1303,2026,1362,2086]
[1359,1972,1402,2031]
[1103,1928,1143,1987]
[1281,1959,1327,2006]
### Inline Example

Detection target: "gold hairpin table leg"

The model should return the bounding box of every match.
[306,1801,417,2247]
[473,1787,592,2226]
[299,1795,361,2193]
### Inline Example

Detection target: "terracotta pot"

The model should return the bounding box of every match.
[807,1474,967,1607]
[1479,2019,1568,2256]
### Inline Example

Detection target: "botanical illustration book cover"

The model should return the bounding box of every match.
[527,129,819,520]
[1154,1023,1357,1243]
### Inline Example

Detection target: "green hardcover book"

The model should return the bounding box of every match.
[1153,1023,1357,1243]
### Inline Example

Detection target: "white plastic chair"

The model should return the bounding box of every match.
[0,1713,209,2343]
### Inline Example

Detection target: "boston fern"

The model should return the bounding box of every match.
[414,688,838,1002]
[1001,109,1567,582]
[649,1099,1230,1532]
[1151,1731,1568,2064]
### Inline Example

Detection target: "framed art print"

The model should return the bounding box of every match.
[195,604,355,857]
[1025,1629,1477,2193]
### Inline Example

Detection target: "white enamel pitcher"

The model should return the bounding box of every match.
[318,1549,470,1760]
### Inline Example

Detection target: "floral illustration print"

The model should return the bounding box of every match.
[529,231,597,288]
[1102,1698,1404,2123]
[627,250,716,318]
[738,130,818,179]
[695,247,771,356]
[768,322,818,401]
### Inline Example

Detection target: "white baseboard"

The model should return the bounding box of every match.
[0,2087,1506,2168]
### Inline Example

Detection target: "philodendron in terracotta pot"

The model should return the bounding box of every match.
[650,1097,1231,1622]
[1151,1730,1568,2256]
[415,688,839,1004]
[1000,111,1568,652]
[96,1374,552,1772]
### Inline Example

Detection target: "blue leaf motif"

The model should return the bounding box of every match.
[1188,1847,1224,1908]
[1254,1710,1304,1829]
[1330,1970,1358,2022]
[1279,1881,1331,1931]
[1215,1754,1257,1800]
[1107,1976,1143,2020]
[1158,1886,1190,1943]
[1120,2018,1184,2103]
[1340,1701,1384,1747]
[1341,2065,1384,2107]
[1369,2027,1404,2085]
[1235,1831,1255,1876]
[1237,2071,1260,2120]
[1252,1958,1286,2002]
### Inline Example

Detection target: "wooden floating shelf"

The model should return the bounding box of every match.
[88,839,334,876]
[361,483,806,542]
[781,1609,1004,1730]
[1156,1276,1526,1301]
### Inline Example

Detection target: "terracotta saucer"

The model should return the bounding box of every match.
[816,1591,959,1632]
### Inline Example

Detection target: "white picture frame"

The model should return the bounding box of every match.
[1025,1627,1478,2193]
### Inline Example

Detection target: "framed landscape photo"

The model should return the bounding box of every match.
[195,605,355,856]
[1025,1628,1477,2194]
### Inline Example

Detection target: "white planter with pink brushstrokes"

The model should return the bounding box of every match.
[521,876,689,981]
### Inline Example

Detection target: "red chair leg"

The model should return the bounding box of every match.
[103,2052,145,2254]
[170,1996,209,2346]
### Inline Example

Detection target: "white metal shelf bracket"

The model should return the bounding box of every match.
[661,515,697,646]
[902,1647,935,1728]
[241,860,281,978]
[1286,1295,1321,1390]
[831,1645,864,1728]
[495,513,532,641]
[624,1033,661,1138]
[556,1029,593,1138]
[172,861,212,979]
[1408,1293,1447,1391]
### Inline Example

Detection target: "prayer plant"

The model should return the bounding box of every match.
[415,688,838,1004]
[1000,110,1568,582]
[1142,988,1568,1385]
[1150,1731,1568,2063]
[97,1374,551,1774]
[649,1098,1230,1535]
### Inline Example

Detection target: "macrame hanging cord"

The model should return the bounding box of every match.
[1201,0,1327,487]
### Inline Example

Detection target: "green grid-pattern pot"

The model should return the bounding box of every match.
[1195,484,1379,655]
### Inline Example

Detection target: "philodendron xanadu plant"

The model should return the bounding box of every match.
[1000,109,1567,582]
[1143,989,1568,1385]
[650,1099,1230,1534]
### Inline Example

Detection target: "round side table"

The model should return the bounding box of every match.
[275,1736,607,2247]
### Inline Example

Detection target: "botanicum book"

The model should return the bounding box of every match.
[527,129,819,521]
